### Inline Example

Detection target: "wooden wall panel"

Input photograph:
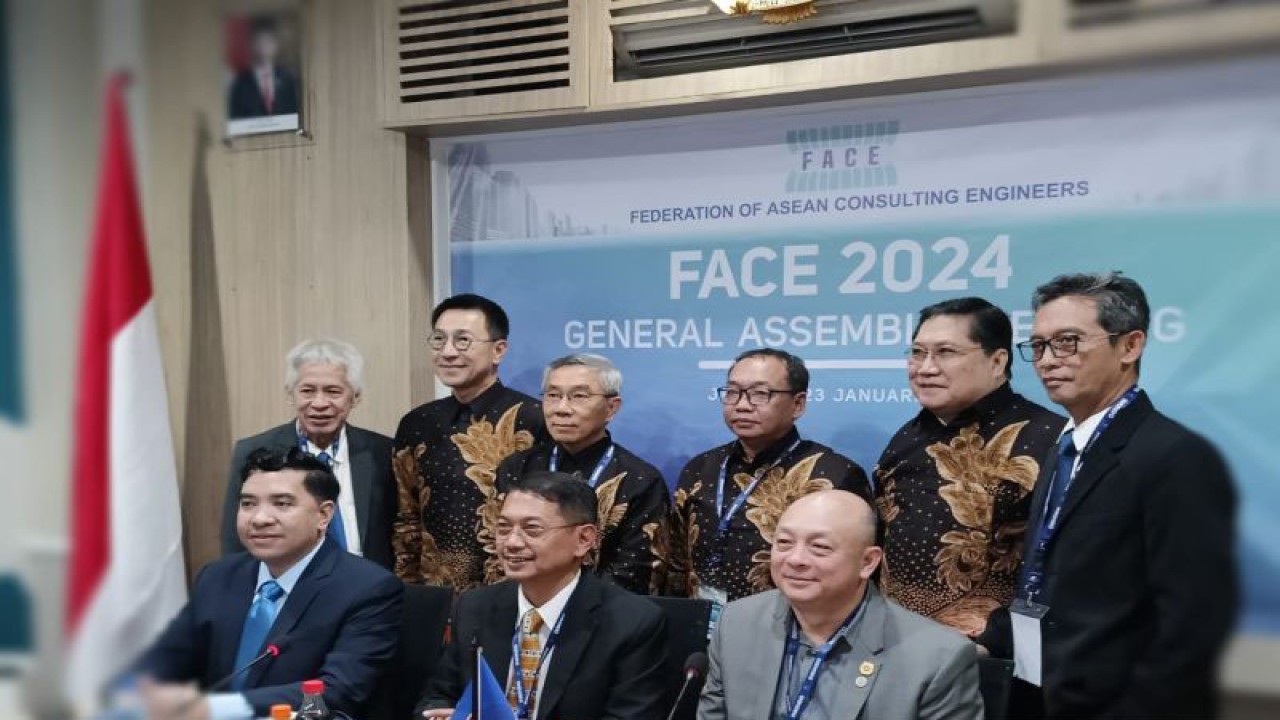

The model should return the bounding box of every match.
[143,0,432,575]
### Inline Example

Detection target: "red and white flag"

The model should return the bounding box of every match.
[65,74,186,707]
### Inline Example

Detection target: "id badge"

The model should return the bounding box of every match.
[696,585,728,638]
[1009,597,1048,686]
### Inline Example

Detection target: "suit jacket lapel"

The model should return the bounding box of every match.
[537,574,602,720]
[244,539,337,687]
[839,586,888,720]
[1057,392,1151,528]
[748,592,792,715]
[484,583,519,688]
[214,558,261,680]
[346,426,375,549]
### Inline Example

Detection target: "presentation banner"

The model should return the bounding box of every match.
[439,58,1280,633]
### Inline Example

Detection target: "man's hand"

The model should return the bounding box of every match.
[422,709,461,719]
[138,678,210,720]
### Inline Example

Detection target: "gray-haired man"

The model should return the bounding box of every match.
[220,338,396,569]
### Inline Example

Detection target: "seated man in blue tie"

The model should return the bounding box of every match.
[417,471,669,719]
[137,446,403,719]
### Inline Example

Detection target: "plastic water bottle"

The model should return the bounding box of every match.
[296,679,329,719]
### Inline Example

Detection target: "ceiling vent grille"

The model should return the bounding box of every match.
[610,0,1016,80]
[397,0,573,104]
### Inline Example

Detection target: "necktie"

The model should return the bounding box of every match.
[508,609,544,715]
[1048,432,1079,521]
[314,449,348,551]
[231,580,285,691]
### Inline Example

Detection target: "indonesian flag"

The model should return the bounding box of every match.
[65,74,187,707]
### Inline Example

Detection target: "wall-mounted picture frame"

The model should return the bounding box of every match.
[224,7,304,138]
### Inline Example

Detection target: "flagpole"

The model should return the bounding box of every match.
[472,637,483,720]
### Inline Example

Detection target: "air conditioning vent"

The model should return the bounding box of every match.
[397,0,573,104]
[611,0,1016,80]
[1070,0,1280,28]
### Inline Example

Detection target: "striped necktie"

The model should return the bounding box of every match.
[508,608,544,714]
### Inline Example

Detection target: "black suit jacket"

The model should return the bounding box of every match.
[1021,391,1236,719]
[138,537,403,716]
[417,572,669,720]
[221,422,396,569]
[228,66,299,119]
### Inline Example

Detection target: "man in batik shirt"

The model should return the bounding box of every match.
[392,294,547,589]
[497,353,669,594]
[875,297,1063,636]
[653,348,871,605]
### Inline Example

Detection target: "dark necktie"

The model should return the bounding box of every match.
[231,580,285,690]
[1048,432,1079,518]
[314,449,348,550]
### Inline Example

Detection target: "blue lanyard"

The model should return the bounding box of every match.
[509,610,566,719]
[780,598,866,720]
[715,438,802,533]
[549,443,615,489]
[1022,386,1139,601]
[297,431,339,460]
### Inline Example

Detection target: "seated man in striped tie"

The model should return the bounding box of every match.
[137,446,403,719]
[417,471,669,719]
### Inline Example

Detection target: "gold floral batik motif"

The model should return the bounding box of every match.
[926,421,1038,597]
[391,443,452,585]
[647,482,701,596]
[741,454,833,592]
[452,405,537,584]
[874,463,902,524]
[583,472,629,569]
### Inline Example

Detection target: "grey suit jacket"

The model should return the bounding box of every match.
[699,585,983,720]
[220,422,396,569]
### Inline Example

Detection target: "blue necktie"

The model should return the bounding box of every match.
[314,450,348,550]
[231,580,285,691]
[1048,432,1079,521]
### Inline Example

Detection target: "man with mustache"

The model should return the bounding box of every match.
[497,353,669,594]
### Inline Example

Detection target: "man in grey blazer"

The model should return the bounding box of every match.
[699,490,982,720]
[221,339,396,569]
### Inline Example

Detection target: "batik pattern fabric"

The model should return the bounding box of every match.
[874,383,1064,635]
[496,435,670,594]
[655,428,872,601]
[392,381,547,589]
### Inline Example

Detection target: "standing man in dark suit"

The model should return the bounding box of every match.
[221,339,396,569]
[1000,272,1236,719]
[139,446,403,719]
[497,353,669,594]
[417,471,668,719]
[228,16,299,119]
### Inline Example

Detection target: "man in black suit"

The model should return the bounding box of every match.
[417,471,668,719]
[139,446,403,719]
[997,272,1236,719]
[228,16,299,119]
[221,339,396,569]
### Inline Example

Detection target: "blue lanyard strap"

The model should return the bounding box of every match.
[1021,386,1139,601]
[781,597,867,720]
[715,438,803,533]
[549,443,616,489]
[509,610,565,719]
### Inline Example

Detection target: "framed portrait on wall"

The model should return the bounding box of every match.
[224,6,304,138]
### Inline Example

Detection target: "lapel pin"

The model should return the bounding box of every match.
[859,661,875,676]
[855,675,868,688]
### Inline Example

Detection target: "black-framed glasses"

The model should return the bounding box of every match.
[716,386,799,406]
[1016,333,1122,362]
[427,332,496,352]
[906,345,983,366]
[542,390,616,407]
[494,522,584,541]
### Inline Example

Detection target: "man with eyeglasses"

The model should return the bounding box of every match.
[392,293,548,589]
[873,298,1062,639]
[985,272,1236,720]
[496,354,669,594]
[417,471,668,719]
[654,348,871,607]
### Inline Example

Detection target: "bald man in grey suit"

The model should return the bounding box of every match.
[699,490,982,720]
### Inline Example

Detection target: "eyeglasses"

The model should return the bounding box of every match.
[494,522,583,541]
[428,332,497,352]
[1016,333,1122,362]
[716,387,799,406]
[542,390,616,407]
[906,345,983,366]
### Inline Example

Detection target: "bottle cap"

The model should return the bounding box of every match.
[302,679,325,695]
[270,704,292,719]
